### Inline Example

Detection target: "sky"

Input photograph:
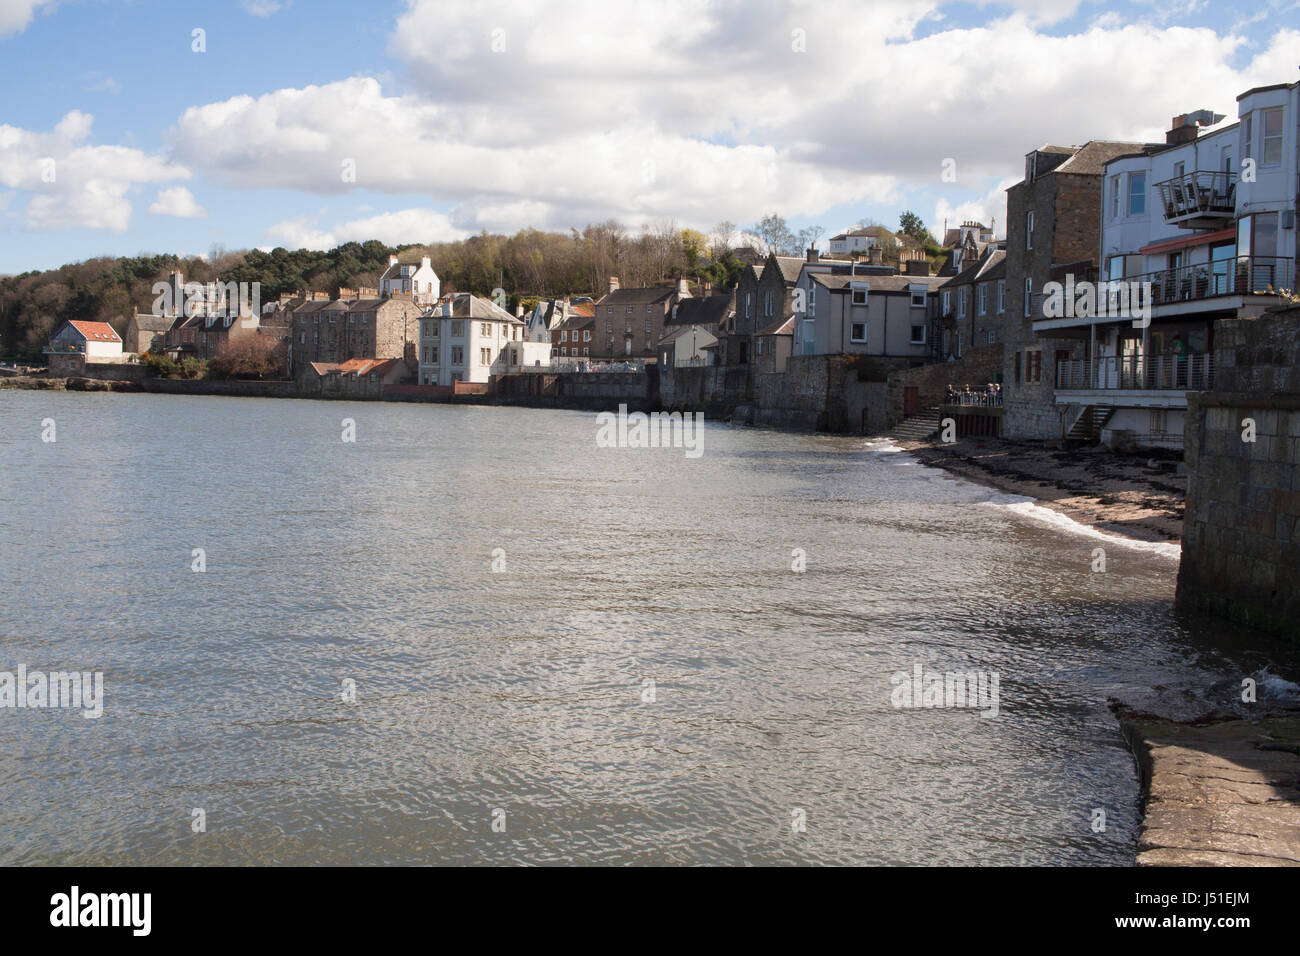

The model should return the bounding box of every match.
[0,0,1298,274]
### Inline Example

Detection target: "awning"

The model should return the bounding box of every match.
[1139,227,1235,256]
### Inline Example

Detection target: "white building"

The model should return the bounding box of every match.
[1034,82,1298,449]
[380,255,440,305]
[417,293,530,385]
[827,228,880,257]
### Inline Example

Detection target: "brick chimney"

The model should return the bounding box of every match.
[867,246,883,266]
[806,245,820,263]
[608,276,620,295]
[676,276,691,297]
[1166,114,1198,146]
[904,260,931,276]
[703,281,712,296]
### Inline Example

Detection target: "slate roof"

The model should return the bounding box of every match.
[595,286,675,307]
[812,274,946,293]
[669,293,734,327]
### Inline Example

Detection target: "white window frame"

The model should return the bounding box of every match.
[849,321,867,343]
[910,324,926,345]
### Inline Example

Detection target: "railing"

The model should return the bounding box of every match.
[944,388,1003,407]
[43,345,85,354]
[1155,170,1236,223]
[1055,353,1214,391]
[1141,255,1292,304]
[1030,256,1293,317]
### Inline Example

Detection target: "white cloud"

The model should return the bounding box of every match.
[241,0,287,17]
[265,207,469,250]
[0,0,56,38]
[0,111,189,231]
[149,186,206,219]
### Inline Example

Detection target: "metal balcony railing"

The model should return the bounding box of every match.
[1155,170,1236,224]
[1055,353,1214,391]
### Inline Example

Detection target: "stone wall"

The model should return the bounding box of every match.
[1177,307,1300,639]
[886,343,1003,424]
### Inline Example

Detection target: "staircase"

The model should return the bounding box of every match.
[1067,405,1113,441]
[887,406,943,442]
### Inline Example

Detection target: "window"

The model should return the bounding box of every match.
[452,346,463,365]
[764,290,773,317]
[1024,278,1033,317]
[560,347,567,357]
[808,288,816,317]
[851,284,869,305]
[644,321,651,334]
[560,330,567,342]
[1242,113,1253,160]
[1110,175,1120,219]
[607,307,614,315]
[910,289,926,308]
[624,338,632,355]
[583,348,588,357]
[850,322,866,342]
[481,348,491,365]
[451,321,464,337]
[1026,350,1042,383]
[1128,171,1146,216]
[744,293,751,318]
[1150,409,1168,436]
[646,305,654,313]
[910,325,926,345]
[481,323,490,336]
[583,330,590,342]
[626,306,634,314]
[431,347,438,363]
[997,280,1005,313]
[1025,210,1034,250]
[606,322,612,333]
[958,288,967,318]
[299,332,305,344]
[1262,107,1283,165]
[977,285,986,315]
[755,339,764,356]
[941,290,951,315]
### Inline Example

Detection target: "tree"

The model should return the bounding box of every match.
[753,213,798,256]
[899,210,937,247]
[208,335,285,380]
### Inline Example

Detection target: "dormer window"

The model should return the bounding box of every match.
[850,283,869,306]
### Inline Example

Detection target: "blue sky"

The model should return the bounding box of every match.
[1,0,1297,274]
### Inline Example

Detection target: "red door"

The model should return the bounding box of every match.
[903,386,920,416]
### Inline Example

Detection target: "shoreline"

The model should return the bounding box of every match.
[891,434,1185,547]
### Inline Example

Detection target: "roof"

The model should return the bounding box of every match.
[670,293,734,327]
[431,292,524,323]
[346,299,386,313]
[595,286,675,307]
[757,316,794,336]
[129,313,175,332]
[812,273,946,293]
[772,256,807,284]
[569,302,595,317]
[943,248,1006,288]
[1052,140,1152,177]
[335,358,400,376]
[65,321,122,343]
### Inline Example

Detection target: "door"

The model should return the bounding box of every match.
[904,386,920,416]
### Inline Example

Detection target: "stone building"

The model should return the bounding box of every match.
[1001,140,1148,440]
[290,290,422,379]
[590,277,683,362]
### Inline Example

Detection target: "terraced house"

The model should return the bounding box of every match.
[418,292,528,385]
[590,277,685,362]
[289,289,422,380]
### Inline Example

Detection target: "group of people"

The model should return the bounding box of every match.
[944,382,1002,406]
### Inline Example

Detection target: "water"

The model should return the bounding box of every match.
[0,390,1294,865]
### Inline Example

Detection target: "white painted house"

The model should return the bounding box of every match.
[380,255,440,305]
[44,320,124,373]
[418,293,529,385]
[1035,81,1298,449]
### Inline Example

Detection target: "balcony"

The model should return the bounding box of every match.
[1141,255,1292,306]
[1156,171,1235,228]
[1055,353,1214,392]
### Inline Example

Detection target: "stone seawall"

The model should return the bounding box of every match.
[1178,307,1300,639]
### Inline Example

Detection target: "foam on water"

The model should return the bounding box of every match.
[981,492,1182,560]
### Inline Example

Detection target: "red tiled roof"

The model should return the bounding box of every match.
[335,358,399,376]
[570,303,595,317]
[67,321,121,343]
